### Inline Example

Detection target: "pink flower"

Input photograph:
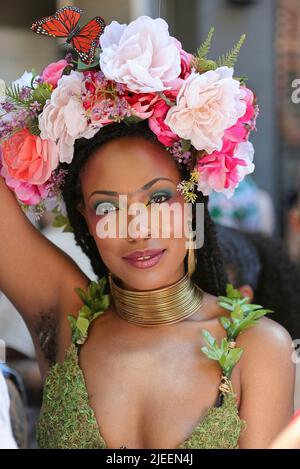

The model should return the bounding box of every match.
[39,71,97,163]
[99,17,181,93]
[126,92,159,119]
[165,67,247,153]
[148,96,179,146]
[240,87,255,123]
[165,40,193,91]
[1,129,59,186]
[42,59,70,88]
[197,141,255,197]
[219,87,256,153]
[0,152,49,205]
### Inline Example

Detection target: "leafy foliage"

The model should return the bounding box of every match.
[68,277,111,345]
[193,28,246,76]
[28,118,40,136]
[217,283,273,340]
[201,284,273,377]
[177,168,199,203]
[193,27,217,73]
[202,330,243,378]
[32,83,52,106]
[52,206,73,233]
[216,34,246,68]
[6,83,23,103]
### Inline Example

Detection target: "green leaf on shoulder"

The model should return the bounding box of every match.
[69,276,111,345]
[217,283,273,340]
[201,328,243,378]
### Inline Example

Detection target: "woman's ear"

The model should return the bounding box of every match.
[238,284,254,303]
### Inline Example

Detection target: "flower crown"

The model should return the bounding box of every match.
[0,9,258,222]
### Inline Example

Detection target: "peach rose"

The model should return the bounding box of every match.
[2,129,59,185]
[39,71,98,164]
[165,67,247,154]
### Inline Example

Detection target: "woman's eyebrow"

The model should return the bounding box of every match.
[88,177,176,199]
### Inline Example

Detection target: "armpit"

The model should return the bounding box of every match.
[34,311,58,367]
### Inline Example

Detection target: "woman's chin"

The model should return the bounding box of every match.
[117,272,172,292]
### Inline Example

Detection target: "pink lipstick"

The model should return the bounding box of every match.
[122,249,166,269]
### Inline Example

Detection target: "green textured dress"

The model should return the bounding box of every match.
[37,280,269,449]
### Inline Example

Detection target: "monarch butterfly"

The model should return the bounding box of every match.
[31,6,105,65]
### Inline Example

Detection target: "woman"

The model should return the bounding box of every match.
[0,9,295,448]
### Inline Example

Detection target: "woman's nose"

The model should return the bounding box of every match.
[127,211,151,240]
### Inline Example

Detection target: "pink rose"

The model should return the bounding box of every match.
[240,87,255,123]
[126,92,159,119]
[1,129,59,186]
[99,17,181,93]
[0,154,48,205]
[39,71,97,164]
[42,59,70,88]
[165,40,193,91]
[165,67,247,154]
[220,87,256,154]
[148,96,179,146]
[197,140,254,197]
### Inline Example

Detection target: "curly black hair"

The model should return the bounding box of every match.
[62,120,228,297]
[216,224,300,338]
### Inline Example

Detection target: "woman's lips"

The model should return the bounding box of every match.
[123,249,166,269]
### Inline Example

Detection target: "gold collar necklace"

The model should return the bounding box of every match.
[108,272,204,326]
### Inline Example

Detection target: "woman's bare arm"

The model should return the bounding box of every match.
[0,177,87,339]
[237,317,295,448]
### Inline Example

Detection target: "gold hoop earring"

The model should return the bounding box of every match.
[187,222,196,278]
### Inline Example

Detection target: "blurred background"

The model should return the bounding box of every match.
[1,0,300,448]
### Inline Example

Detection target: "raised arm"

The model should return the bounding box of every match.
[0,177,88,348]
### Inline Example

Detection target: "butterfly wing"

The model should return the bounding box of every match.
[71,17,106,64]
[31,6,82,38]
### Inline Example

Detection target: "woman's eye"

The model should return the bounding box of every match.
[95,202,118,216]
[149,193,171,204]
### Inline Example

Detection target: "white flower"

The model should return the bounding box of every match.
[223,141,255,198]
[12,71,35,89]
[0,79,5,103]
[165,67,247,154]
[99,16,181,93]
[234,140,255,179]
[39,71,98,164]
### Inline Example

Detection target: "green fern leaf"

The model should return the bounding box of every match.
[217,34,246,68]
[197,27,215,60]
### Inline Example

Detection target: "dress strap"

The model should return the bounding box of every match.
[67,277,111,347]
[201,284,273,402]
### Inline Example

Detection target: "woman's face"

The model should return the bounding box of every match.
[79,136,192,291]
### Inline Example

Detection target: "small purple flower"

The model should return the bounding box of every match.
[19,87,32,101]
[45,168,68,197]
[115,82,126,96]
[168,141,192,166]
[35,76,44,85]
[1,102,15,113]
[29,100,42,118]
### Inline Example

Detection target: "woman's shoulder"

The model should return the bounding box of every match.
[235,316,295,382]
[237,316,293,352]
[201,289,295,378]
